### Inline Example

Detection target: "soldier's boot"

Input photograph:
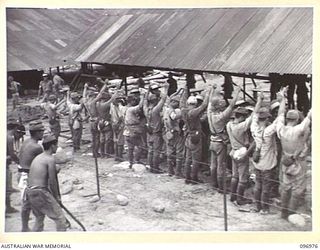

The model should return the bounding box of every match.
[5,194,18,213]
[116,145,124,161]
[100,143,105,158]
[175,160,183,178]
[230,178,239,202]
[288,195,301,216]
[236,182,252,205]
[211,167,218,190]
[253,189,262,212]
[217,177,224,193]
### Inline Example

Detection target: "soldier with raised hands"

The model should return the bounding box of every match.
[276,87,312,220]
[143,83,169,174]
[207,84,241,192]
[181,84,211,184]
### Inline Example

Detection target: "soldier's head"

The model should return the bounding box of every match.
[42,73,49,80]
[286,110,300,126]
[187,96,198,108]
[48,94,57,103]
[8,76,14,83]
[211,97,226,112]
[29,120,44,141]
[149,82,161,97]
[70,92,81,104]
[257,107,271,125]
[195,94,204,107]
[42,133,58,153]
[7,117,19,131]
[270,100,280,119]
[234,107,249,122]
[148,93,159,106]
[127,95,139,106]
[169,95,180,109]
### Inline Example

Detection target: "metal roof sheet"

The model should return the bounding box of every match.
[7,8,106,71]
[59,8,313,75]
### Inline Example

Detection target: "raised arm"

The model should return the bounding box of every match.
[179,85,188,109]
[37,83,43,100]
[153,83,169,114]
[224,85,241,114]
[277,87,287,117]
[192,87,211,115]
[253,91,264,114]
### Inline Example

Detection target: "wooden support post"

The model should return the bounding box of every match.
[124,76,128,96]
[222,158,228,231]
[57,66,60,74]
[250,75,257,88]
[243,77,246,100]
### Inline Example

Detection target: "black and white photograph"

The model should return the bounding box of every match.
[5,7,313,233]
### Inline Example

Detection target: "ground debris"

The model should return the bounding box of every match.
[116,194,129,206]
[152,199,166,213]
[89,195,100,203]
[60,182,73,195]
[288,214,306,227]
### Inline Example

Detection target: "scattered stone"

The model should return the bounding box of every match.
[132,174,142,178]
[74,185,84,190]
[98,220,104,225]
[114,161,130,169]
[89,195,100,203]
[79,190,96,197]
[116,195,129,206]
[60,183,73,195]
[72,178,82,185]
[132,164,146,173]
[107,173,114,177]
[288,214,306,227]
[152,200,165,213]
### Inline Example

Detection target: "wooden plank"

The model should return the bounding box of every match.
[76,14,133,62]
[112,13,163,65]
[155,9,226,69]
[223,8,292,71]
[92,14,151,63]
[205,8,267,70]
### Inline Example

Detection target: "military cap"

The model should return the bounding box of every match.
[29,120,44,131]
[234,107,249,115]
[70,92,81,99]
[7,117,19,126]
[286,110,299,120]
[42,133,57,144]
[187,96,198,105]
[48,94,57,100]
[270,99,280,111]
[195,95,204,101]
[257,107,271,119]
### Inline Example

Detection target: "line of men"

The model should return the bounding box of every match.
[62,79,311,218]
[7,75,311,231]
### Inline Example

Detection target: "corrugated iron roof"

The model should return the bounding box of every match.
[7,8,106,71]
[59,8,313,75]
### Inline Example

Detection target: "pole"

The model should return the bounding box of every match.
[243,77,246,101]
[222,163,228,231]
[59,202,87,231]
[94,156,101,198]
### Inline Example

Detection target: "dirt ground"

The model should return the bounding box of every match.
[5,75,312,232]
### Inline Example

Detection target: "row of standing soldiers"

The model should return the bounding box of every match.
[39,76,311,219]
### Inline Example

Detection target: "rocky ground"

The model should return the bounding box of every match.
[5,74,312,232]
